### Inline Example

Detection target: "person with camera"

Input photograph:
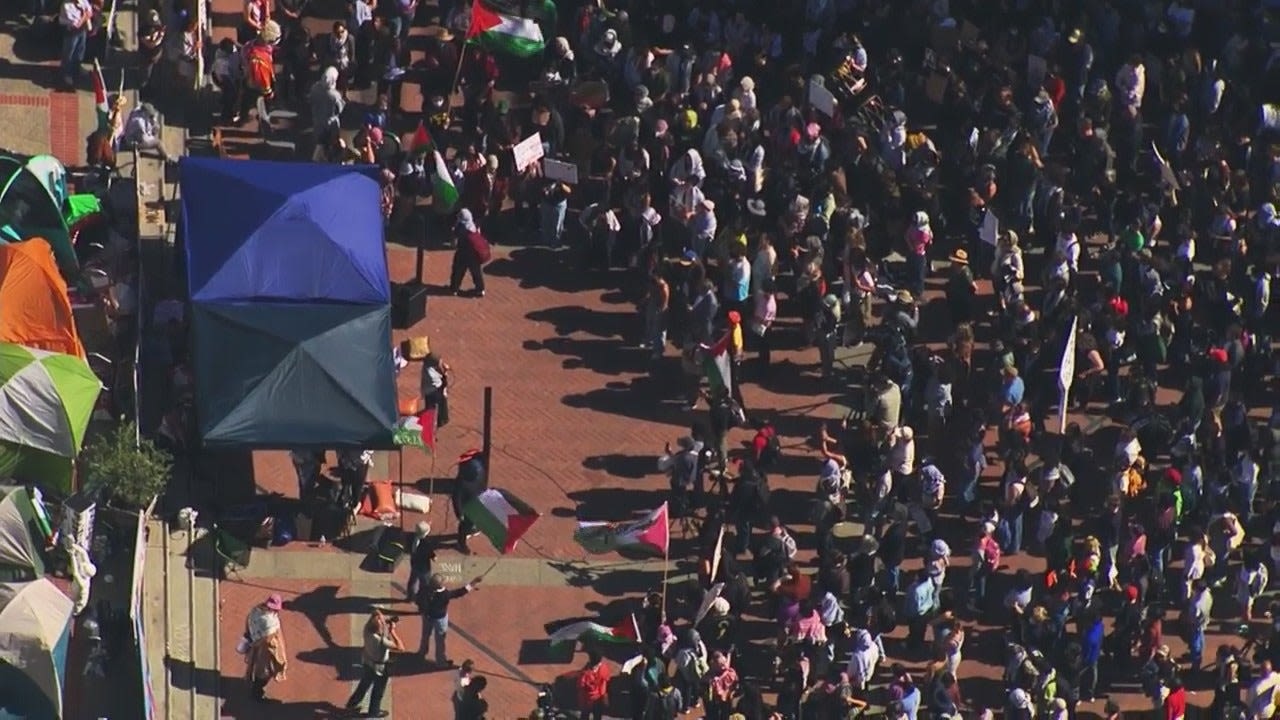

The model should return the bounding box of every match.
[345,607,404,718]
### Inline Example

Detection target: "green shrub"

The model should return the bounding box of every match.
[79,422,171,509]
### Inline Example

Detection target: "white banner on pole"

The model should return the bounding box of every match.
[512,132,544,172]
[1057,316,1078,433]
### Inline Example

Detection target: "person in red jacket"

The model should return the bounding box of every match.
[576,650,611,720]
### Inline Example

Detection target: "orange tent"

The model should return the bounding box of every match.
[0,238,85,359]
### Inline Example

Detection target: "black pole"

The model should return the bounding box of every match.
[414,241,425,284]
[482,387,493,461]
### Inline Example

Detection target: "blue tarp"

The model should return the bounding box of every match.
[179,158,396,449]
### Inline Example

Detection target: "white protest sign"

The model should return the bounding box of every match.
[1057,315,1078,433]
[543,158,579,184]
[808,81,837,117]
[512,132,544,172]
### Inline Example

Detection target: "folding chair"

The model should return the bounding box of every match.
[212,524,252,581]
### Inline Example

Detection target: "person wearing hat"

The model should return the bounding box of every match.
[415,573,482,666]
[243,594,288,702]
[404,520,436,600]
[449,209,490,297]
[345,606,405,717]
[944,248,978,325]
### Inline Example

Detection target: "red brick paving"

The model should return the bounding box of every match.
[48,90,82,166]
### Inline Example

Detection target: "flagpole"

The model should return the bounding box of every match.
[660,534,670,619]
[450,39,470,106]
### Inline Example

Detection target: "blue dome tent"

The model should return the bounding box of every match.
[179,157,397,448]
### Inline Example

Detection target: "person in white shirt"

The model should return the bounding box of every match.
[123,103,172,161]
[1235,450,1261,522]
[1249,659,1280,719]
[59,0,93,85]
[1055,231,1081,274]
[888,425,916,489]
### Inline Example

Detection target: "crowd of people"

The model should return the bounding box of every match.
[66,0,1280,716]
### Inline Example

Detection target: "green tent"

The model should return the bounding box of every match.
[0,156,78,278]
[0,344,100,496]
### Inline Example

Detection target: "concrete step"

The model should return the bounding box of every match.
[143,519,169,716]
[189,527,221,720]
[163,525,222,720]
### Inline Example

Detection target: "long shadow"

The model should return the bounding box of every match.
[561,373,693,428]
[0,57,66,90]
[527,336,647,376]
[484,247,604,293]
[284,586,395,649]
[581,453,655,479]
[525,305,635,340]
[293,643,366,682]
[218,673,347,719]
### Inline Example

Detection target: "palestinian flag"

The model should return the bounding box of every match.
[91,60,110,132]
[467,0,546,58]
[701,331,733,397]
[392,409,436,452]
[411,120,432,152]
[549,614,642,647]
[431,150,459,211]
[574,502,669,556]
[462,488,540,553]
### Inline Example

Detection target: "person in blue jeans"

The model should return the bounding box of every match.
[58,0,93,86]
[346,608,404,718]
[415,574,481,665]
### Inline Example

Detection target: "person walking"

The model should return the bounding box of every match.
[242,594,288,703]
[414,574,481,666]
[449,209,490,297]
[345,607,404,718]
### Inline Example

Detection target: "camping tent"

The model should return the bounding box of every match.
[179,157,397,448]
[0,344,101,495]
[0,579,73,720]
[0,156,77,278]
[0,238,85,359]
[0,486,51,581]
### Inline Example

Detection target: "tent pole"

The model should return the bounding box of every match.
[398,448,405,534]
[481,387,492,461]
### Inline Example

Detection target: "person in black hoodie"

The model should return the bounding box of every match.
[415,573,481,665]
[452,449,488,553]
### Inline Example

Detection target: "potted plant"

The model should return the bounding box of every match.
[79,422,172,510]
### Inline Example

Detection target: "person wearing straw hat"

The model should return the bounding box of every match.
[944,248,978,325]
[404,520,436,600]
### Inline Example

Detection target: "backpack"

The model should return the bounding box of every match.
[244,43,275,93]
[755,425,781,469]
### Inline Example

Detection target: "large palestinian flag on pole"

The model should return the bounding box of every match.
[462,488,540,553]
[467,0,546,57]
